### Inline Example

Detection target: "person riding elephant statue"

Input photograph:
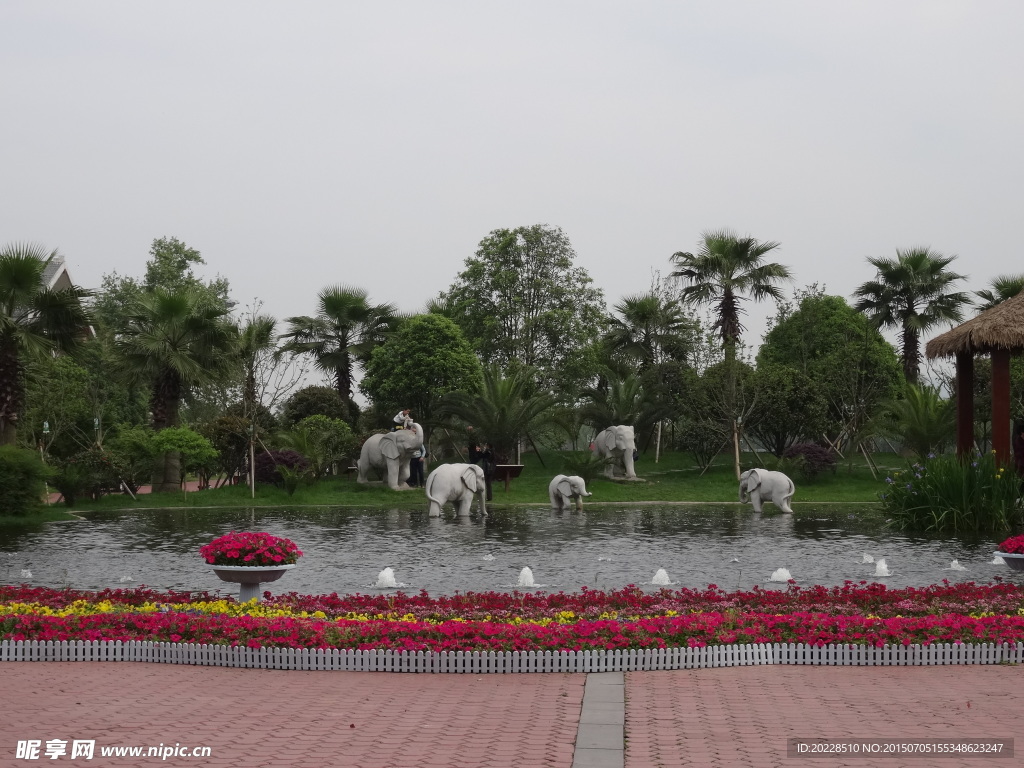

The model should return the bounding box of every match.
[357,423,424,490]
[548,474,592,511]
[592,425,638,480]
[424,462,487,517]
[739,468,795,514]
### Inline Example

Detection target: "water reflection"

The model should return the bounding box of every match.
[0,504,1014,597]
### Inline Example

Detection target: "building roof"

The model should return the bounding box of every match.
[925,290,1024,358]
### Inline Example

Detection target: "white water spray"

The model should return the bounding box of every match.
[769,568,793,582]
[517,567,536,587]
[873,559,891,577]
[652,569,672,585]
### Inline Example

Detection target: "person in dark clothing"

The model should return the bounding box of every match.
[478,443,495,502]
[408,444,426,488]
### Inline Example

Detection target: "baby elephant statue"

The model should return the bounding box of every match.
[425,463,487,517]
[739,468,795,514]
[548,474,592,511]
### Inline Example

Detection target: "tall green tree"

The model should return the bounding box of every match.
[974,274,1024,311]
[0,243,92,445]
[93,236,232,334]
[852,247,969,383]
[360,314,483,429]
[112,288,237,492]
[438,364,556,463]
[758,289,902,445]
[280,285,398,424]
[670,229,792,477]
[435,224,606,394]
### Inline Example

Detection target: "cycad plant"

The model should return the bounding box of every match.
[438,364,555,464]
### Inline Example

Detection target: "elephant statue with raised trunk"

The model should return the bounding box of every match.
[592,425,638,480]
[357,423,424,490]
[424,463,487,517]
[548,474,591,511]
[739,468,795,513]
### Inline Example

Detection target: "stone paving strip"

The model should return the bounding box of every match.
[3,662,1024,767]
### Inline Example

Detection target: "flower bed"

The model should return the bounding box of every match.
[3,581,1024,652]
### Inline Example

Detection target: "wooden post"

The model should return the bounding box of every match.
[991,348,1011,465]
[955,351,974,460]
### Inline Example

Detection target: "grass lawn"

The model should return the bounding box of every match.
[29,448,896,516]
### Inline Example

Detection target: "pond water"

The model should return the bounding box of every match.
[0,504,1014,597]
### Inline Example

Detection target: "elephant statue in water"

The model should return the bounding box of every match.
[548,474,592,511]
[424,463,487,517]
[739,468,795,514]
[357,423,424,490]
[592,425,638,479]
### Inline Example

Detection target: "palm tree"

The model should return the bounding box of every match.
[438,364,555,464]
[852,247,969,383]
[113,287,237,492]
[974,274,1024,311]
[604,292,692,370]
[280,285,398,422]
[670,230,791,357]
[238,314,277,415]
[0,243,91,445]
[670,229,791,478]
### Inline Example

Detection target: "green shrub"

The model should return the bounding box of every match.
[0,447,52,515]
[560,451,611,484]
[781,443,837,482]
[880,450,1022,534]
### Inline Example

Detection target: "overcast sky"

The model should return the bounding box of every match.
[3,2,1021,363]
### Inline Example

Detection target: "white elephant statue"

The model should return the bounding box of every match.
[739,468,795,513]
[548,474,591,511]
[424,463,487,517]
[357,423,424,490]
[592,425,638,479]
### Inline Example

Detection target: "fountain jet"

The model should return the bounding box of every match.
[517,567,536,587]
[375,567,399,588]
[873,559,891,577]
[652,569,671,585]
[769,568,793,582]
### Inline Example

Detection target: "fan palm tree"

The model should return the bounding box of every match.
[670,230,791,478]
[280,285,398,423]
[974,274,1024,311]
[113,288,237,492]
[852,247,969,383]
[604,292,693,370]
[670,230,791,357]
[1,243,92,445]
[438,364,555,463]
[238,314,277,414]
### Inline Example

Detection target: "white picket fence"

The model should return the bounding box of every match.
[2,640,1023,672]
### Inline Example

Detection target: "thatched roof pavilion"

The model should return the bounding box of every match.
[926,290,1024,462]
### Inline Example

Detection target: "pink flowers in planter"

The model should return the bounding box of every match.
[997,535,1024,555]
[199,532,303,567]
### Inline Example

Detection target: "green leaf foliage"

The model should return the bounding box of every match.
[361,314,483,428]
[758,291,902,435]
[0,446,52,515]
[435,225,606,393]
